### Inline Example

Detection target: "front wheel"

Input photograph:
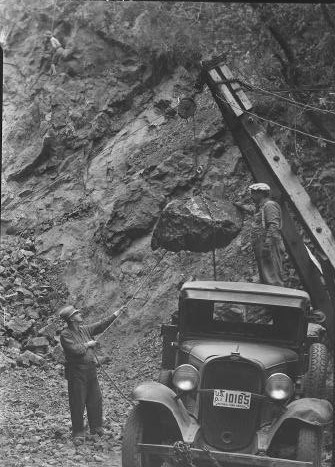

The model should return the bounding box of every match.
[296,426,321,467]
[122,404,174,467]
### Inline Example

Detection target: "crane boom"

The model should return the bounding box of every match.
[200,56,335,340]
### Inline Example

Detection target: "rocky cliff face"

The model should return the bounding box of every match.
[2,0,260,356]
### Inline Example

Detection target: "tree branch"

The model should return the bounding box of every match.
[267,24,295,64]
[250,3,297,85]
[251,4,334,152]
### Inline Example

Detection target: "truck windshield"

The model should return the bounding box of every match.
[182,300,301,343]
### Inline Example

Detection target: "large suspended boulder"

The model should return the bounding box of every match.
[151,196,242,252]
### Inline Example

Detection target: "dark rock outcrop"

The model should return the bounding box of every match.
[143,151,198,195]
[151,195,242,252]
[6,134,55,182]
[96,180,165,254]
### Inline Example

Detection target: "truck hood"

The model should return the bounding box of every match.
[181,340,298,369]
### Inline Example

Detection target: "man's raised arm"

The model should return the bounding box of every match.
[86,309,121,336]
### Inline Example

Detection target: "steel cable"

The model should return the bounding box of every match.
[96,250,167,341]
[242,81,335,116]
[98,82,335,151]
[230,64,335,116]
[91,250,168,406]
[93,351,135,407]
[189,109,217,280]
[50,0,57,34]
[214,91,335,145]
[198,191,217,281]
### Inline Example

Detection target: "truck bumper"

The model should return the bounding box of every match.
[138,443,313,467]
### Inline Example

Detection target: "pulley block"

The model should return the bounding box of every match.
[177,97,197,119]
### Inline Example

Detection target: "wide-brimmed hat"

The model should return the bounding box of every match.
[249,183,270,192]
[59,305,80,321]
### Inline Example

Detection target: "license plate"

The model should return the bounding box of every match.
[213,389,251,409]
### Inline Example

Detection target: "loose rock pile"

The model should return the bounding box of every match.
[0,234,68,371]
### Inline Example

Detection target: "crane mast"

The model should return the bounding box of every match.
[200,56,335,341]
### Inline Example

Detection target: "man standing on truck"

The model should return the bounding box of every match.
[249,183,285,287]
[59,305,120,443]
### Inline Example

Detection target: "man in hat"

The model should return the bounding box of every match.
[249,183,285,286]
[59,305,121,442]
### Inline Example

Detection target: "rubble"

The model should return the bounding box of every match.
[0,352,16,373]
[51,343,65,364]
[16,286,34,298]
[26,336,49,354]
[0,335,7,346]
[26,309,40,319]
[38,322,58,340]
[7,347,21,359]
[151,195,242,252]
[6,316,35,337]
[0,235,68,367]
[7,337,21,349]
[17,350,45,366]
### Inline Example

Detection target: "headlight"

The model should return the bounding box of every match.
[265,373,294,401]
[172,364,200,392]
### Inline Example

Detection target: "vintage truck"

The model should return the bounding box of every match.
[122,281,332,467]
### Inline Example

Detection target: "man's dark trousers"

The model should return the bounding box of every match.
[67,363,102,435]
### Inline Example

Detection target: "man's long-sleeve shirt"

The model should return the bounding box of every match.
[251,198,282,246]
[60,315,116,366]
[261,199,282,244]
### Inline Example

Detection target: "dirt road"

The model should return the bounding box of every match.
[0,364,123,466]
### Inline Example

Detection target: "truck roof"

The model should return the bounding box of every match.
[180,281,310,308]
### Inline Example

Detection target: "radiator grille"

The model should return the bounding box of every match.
[201,358,263,451]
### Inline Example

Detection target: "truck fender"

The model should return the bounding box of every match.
[133,381,200,443]
[267,398,333,449]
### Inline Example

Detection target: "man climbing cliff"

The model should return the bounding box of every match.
[249,183,285,287]
[59,305,120,442]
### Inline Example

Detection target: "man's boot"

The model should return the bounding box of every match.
[73,431,85,445]
[90,427,104,436]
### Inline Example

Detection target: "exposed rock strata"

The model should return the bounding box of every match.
[95,181,165,255]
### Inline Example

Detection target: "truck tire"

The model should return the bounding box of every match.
[296,426,321,467]
[304,343,328,398]
[122,404,170,467]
